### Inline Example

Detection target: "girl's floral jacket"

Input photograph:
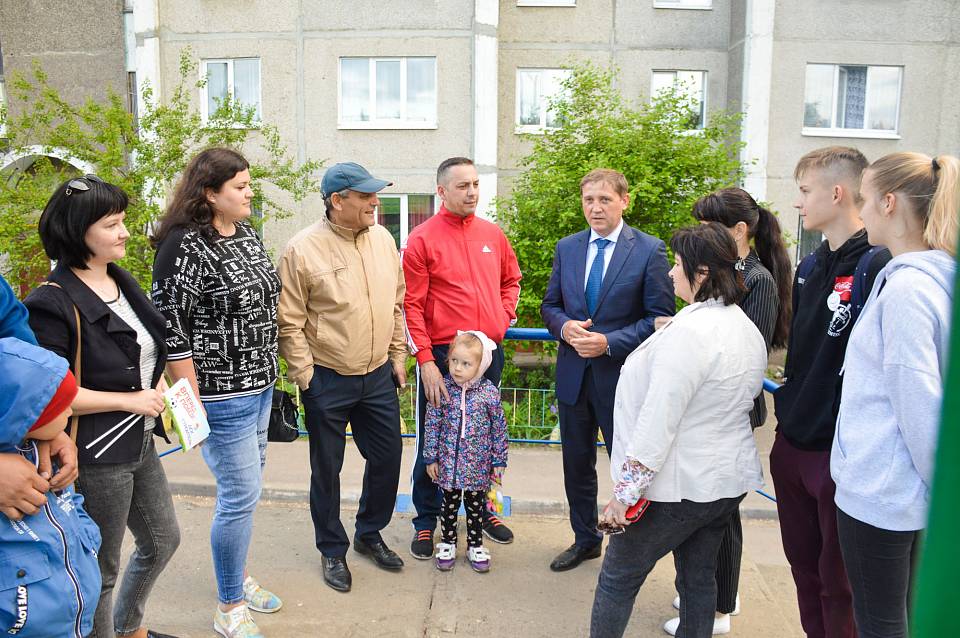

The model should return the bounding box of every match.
[423,376,508,491]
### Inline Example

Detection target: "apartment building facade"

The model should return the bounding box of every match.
[2,1,958,258]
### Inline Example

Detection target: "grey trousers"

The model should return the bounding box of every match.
[76,430,181,637]
[590,495,745,638]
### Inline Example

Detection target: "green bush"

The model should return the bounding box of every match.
[497,62,746,328]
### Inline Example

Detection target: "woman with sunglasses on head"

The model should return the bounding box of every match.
[24,175,181,638]
[831,153,957,638]
[589,223,768,638]
[656,187,793,636]
[151,148,282,638]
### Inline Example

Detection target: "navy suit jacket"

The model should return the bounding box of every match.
[540,223,675,406]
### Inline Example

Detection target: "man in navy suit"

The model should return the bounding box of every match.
[541,168,674,571]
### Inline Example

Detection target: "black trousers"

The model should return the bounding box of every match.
[411,342,504,531]
[558,370,614,549]
[301,363,402,558]
[837,508,921,638]
[714,509,743,614]
[591,496,746,638]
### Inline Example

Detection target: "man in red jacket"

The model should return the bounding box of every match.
[404,157,522,560]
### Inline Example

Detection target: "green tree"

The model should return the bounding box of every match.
[0,49,321,293]
[497,63,745,327]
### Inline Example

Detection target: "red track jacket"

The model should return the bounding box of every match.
[403,206,522,364]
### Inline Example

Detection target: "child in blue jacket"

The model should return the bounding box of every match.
[0,337,101,638]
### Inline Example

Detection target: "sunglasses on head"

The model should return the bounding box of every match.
[65,174,106,196]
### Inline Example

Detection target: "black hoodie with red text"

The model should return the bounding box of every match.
[773,230,890,451]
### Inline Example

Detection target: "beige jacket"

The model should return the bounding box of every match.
[277,217,407,389]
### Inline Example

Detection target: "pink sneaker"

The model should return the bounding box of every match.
[467,546,491,573]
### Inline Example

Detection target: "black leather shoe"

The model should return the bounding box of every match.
[353,536,404,571]
[549,543,602,572]
[322,556,352,592]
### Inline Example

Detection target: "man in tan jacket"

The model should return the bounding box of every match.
[277,162,407,593]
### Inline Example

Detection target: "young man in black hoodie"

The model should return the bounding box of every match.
[772,146,890,638]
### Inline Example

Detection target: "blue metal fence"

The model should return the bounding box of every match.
[159,327,782,458]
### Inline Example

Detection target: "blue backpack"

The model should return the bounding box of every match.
[795,245,884,325]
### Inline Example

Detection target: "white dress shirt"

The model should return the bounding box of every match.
[583,220,624,290]
[610,298,767,502]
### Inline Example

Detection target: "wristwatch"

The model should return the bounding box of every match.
[605,345,611,357]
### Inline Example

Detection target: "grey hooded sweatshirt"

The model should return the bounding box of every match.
[832,249,954,531]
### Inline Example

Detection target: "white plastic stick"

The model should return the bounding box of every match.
[85,412,141,450]
[92,415,143,458]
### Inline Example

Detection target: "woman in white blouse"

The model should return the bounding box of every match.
[590,223,768,638]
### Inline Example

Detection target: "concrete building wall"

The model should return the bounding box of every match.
[0,0,126,122]
[6,0,954,261]
[764,0,960,254]
[154,0,478,250]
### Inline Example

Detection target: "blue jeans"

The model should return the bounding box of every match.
[201,386,272,604]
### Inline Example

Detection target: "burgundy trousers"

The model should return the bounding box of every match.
[769,432,855,638]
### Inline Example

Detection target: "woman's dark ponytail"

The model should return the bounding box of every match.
[752,205,792,349]
[692,187,792,348]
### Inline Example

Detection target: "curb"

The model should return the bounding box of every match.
[168,481,780,521]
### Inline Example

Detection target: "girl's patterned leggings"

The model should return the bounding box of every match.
[440,488,485,548]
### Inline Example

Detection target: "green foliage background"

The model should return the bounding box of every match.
[0,50,321,293]
[497,63,746,328]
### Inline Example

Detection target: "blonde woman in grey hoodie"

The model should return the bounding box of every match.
[832,151,958,638]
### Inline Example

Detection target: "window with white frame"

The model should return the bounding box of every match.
[653,0,712,8]
[803,64,902,137]
[517,0,576,6]
[652,70,706,130]
[339,57,437,129]
[378,194,437,248]
[516,68,571,133]
[202,58,261,122]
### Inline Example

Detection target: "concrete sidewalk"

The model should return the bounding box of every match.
[139,496,802,637]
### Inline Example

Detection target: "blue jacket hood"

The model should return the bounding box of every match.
[0,337,69,451]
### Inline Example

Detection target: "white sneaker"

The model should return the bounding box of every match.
[671,593,739,615]
[467,546,491,573]
[662,613,730,636]
[214,604,264,638]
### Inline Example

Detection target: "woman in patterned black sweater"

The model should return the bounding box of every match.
[151,148,282,638]
[660,187,792,636]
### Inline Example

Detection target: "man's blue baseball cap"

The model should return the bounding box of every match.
[321,162,393,198]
